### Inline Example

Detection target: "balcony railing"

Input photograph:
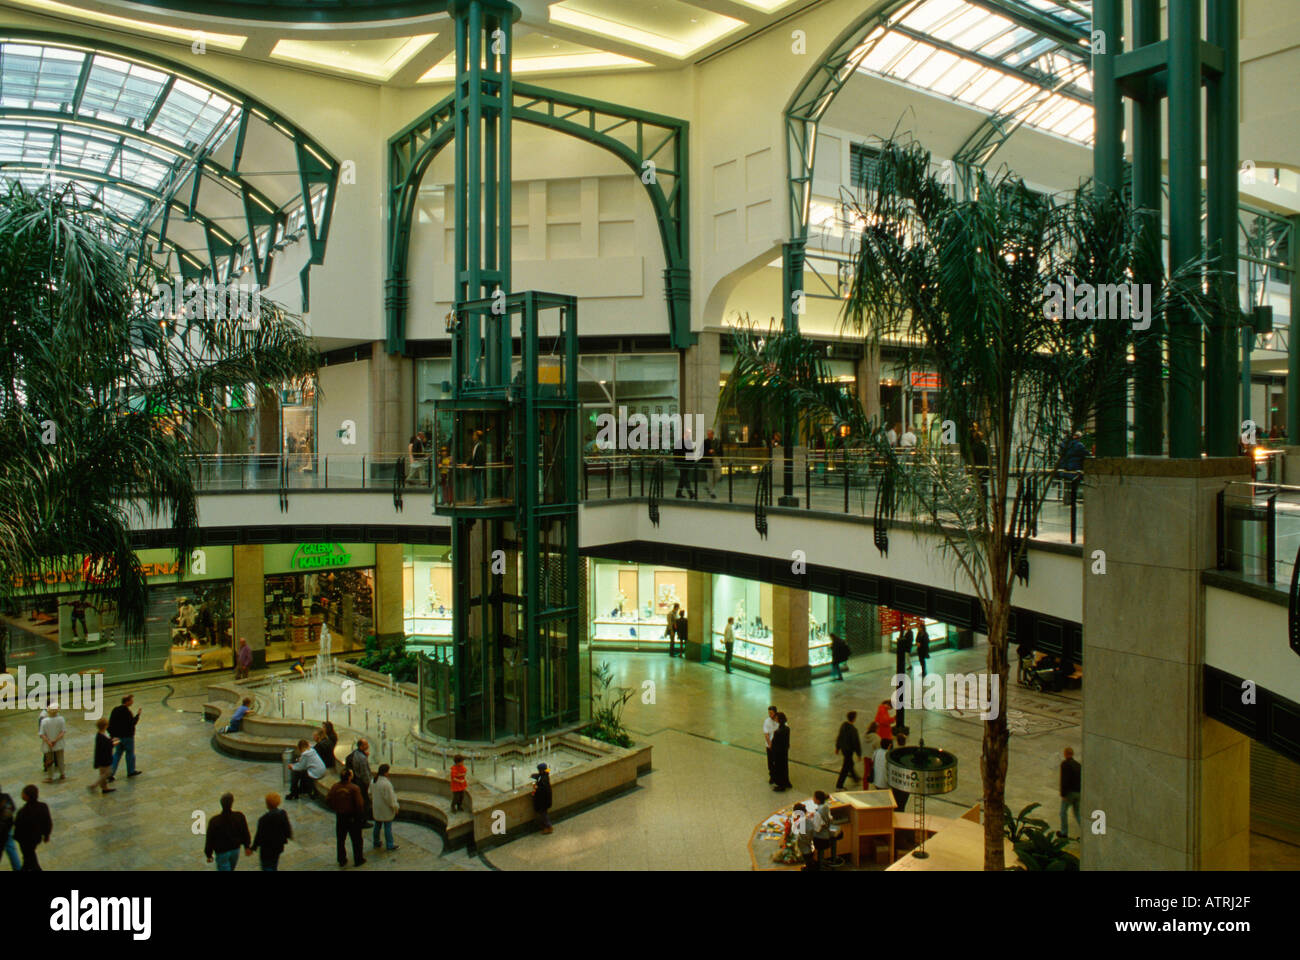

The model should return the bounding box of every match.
[184,450,1084,543]
[1218,480,1300,589]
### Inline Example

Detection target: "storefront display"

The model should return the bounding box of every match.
[404,544,453,642]
[588,559,686,649]
[879,606,954,652]
[262,542,375,664]
[711,575,834,671]
[3,547,235,681]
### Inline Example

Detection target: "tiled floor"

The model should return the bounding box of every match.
[0,674,486,873]
[3,646,1295,870]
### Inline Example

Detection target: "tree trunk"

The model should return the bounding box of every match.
[981,585,1011,870]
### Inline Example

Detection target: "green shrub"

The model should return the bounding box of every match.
[583,661,634,748]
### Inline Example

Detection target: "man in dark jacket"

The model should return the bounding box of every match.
[327,769,366,867]
[250,792,293,872]
[1059,747,1082,839]
[204,792,251,870]
[834,711,862,789]
[107,694,142,780]
[1058,431,1088,505]
[1,782,21,869]
[13,784,51,871]
[702,429,721,499]
[531,762,554,834]
[830,634,851,681]
[346,739,373,826]
[915,626,931,679]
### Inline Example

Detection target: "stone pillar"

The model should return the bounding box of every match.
[370,342,413,457]
[769,585,810,688]
[233,544,265,668]
[1082,457,1252,869]
[374,543,405,644]
[682,330,721,430]
[857,346,881,422]
[256,387,280,454]
[684,570,712,661]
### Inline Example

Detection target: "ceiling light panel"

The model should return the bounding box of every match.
[549,0,745,58]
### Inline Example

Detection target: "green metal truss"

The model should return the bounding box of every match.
[0,30,340,298]
[386,82,690,353]
[128,0,452,22]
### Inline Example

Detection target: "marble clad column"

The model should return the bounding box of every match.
[232,544,265,668]
[769,585,810,689]
[1082,457,1252,869]
[369,342,413,457]
[682,330,721,430]
[684,570,712,662]
[373,543,405,644]
[856,346,881,422]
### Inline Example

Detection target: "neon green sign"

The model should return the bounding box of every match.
[291,543,352,570]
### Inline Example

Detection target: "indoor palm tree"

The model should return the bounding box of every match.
[722,136,1227,869]
[0,180,319,647]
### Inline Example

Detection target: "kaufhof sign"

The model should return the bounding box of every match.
[291,543,352,570]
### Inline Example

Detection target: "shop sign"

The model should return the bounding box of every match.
[9,548,232,593]
[909,371,941,390]
[291,543,353,570]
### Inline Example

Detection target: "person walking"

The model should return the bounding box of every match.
[0,782,19,870]
[251,792,292,871]
[770,712,792,792]
[87,718,117,795]
[1059,746,1082,839]
[675,609,688,657]
[702,429,721,499]
[327,768,366,867]
[345,738,373,826]
[449,754,468,812]
[371,764,400,852]
[720,617,736,673]
[829,633,850,681]
[1058,430,1088,505]
[811,790,835,868]
[13,785,51,871]
[235,637,253,680]
[873,699,895,747]
[763,706,779,785]
[107,694,142,781]
[872,739,891,790]
[408,432,427,485]
[834,711,862,789]
[915,626,931,679]
[37,701,51,778]
[898,626,914,673]
[673,441,696,499]
[39,705,66,782]
[286,738,326,800]
[531,762,554,834]
[204,792,252,871]
[664,602,680,657]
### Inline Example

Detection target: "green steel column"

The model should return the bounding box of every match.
[1131,0,1165,455]
[1205,0,1240,457]
[1167,1,1205,459]
[1289,216,1300,445]
[779,241,804,505]
[1092,0,1127,457]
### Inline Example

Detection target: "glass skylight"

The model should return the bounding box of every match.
[855,0,1094,147]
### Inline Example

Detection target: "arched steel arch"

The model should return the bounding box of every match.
[0,30,341,301]
[781,1,1092,324]
[386,82,690,353]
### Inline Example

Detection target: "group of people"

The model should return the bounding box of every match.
[661,602,689,657]
[3,694,144,870]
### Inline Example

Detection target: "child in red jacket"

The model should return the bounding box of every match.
[450,754,468,812]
